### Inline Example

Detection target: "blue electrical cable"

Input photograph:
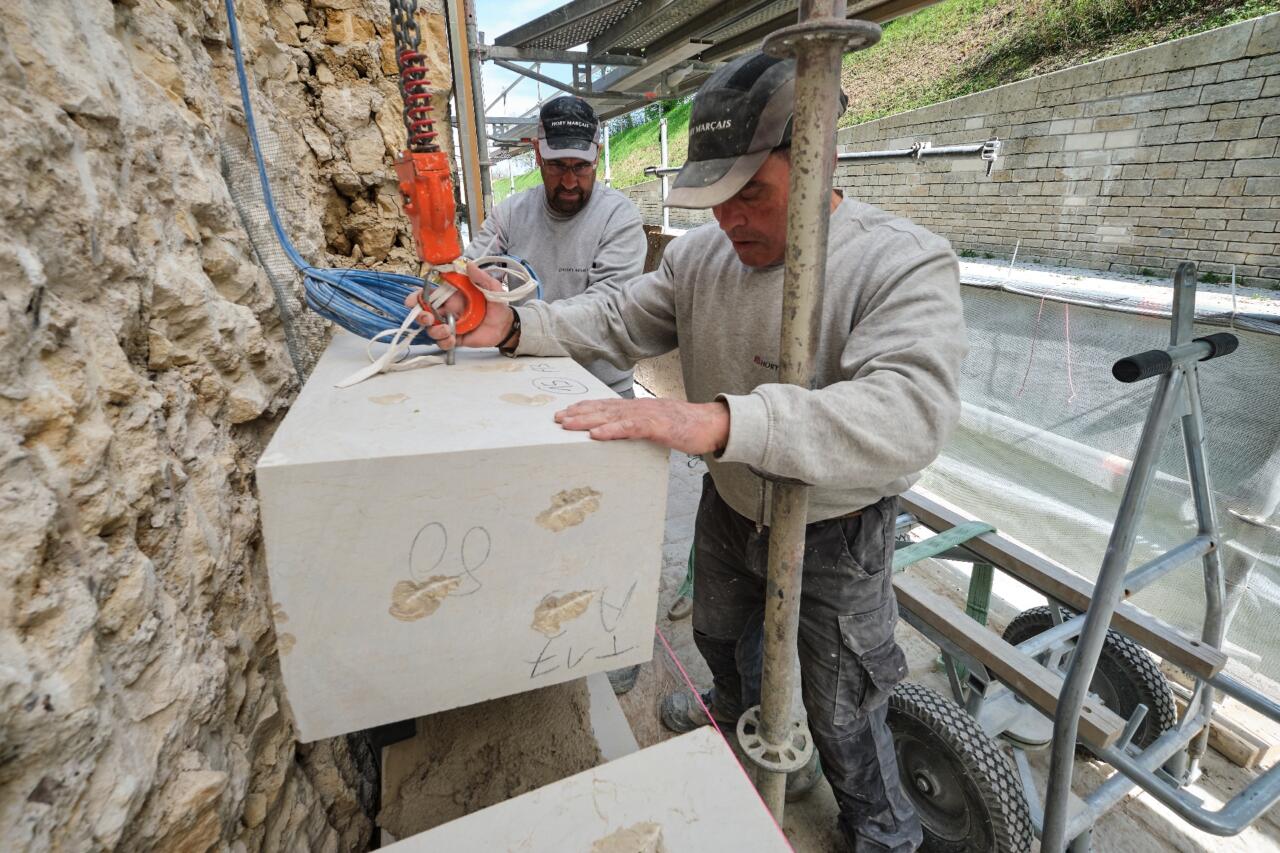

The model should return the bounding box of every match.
[222,0,539,345]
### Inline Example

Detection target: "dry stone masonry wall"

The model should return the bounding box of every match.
[0,0,449,849]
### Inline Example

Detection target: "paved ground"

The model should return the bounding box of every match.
[618,448,1280,852]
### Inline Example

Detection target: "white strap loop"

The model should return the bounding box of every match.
[334,256,539,389]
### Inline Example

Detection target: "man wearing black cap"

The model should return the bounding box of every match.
[463,95,646,397]
[421,51,967,852]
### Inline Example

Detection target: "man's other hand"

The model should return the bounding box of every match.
[555,399,730,456]
[403,261,516,349]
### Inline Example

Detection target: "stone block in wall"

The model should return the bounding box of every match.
[1227,138,1278,159]
[1243,178,1280,195]
[1095,115,1138,132]
[1205,160,1236,177]
[1194,141,1228,159]
[1215,117,1263,139]
[1235,157,1280,177]
[1239,95,1280,117]
[1209,102,1240,120]
[1192,64,1220,86]
[1083,97,1126,117]
[1216,58,1253,82]
[1250,53,1280,77]
[1199,78,1266,104]
[1104,130,1140,149]
[256,336,668,741]
[1166,105,1211,124]
[1122,87,1203,113]
[1247,12,1280,55]
[1158,142,1199,161]
[1176,122,1219,143]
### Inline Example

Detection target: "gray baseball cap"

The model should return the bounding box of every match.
[666,52,847,209]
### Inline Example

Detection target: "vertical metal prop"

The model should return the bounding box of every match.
[754,0,879,822]
[660,108,671,231]
[445,0,485,233]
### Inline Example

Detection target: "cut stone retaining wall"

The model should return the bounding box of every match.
[619,14,1280,289]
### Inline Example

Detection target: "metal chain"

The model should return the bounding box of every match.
[388,0,438,151]
[388,0,421,56]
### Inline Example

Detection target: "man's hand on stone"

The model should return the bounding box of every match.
[404,261,515,349]
[555,399,730,456]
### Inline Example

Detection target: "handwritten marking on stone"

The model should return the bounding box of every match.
[536,487,602,532]
[532,377,589,395]
[531,590,594,637]
[277,633,296,655]
[591,822,666,853]
[389,576,462,621]
[369,393,409,405]
[500,393,554,407]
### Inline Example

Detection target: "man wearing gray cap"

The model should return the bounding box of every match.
[420,51,966,852]
[465,95,646,398]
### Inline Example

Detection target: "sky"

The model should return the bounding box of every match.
[474,0,586,176]
[475,0,575,118]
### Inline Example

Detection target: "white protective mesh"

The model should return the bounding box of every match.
[925,263,1280,679]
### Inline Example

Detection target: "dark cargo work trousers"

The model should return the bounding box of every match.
[692,475,922,852]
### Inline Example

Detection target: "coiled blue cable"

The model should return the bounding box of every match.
[223,0,538,345]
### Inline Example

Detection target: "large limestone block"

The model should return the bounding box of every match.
[257,333,668,741]
[383,727,792,852]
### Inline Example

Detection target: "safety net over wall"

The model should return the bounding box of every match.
[925,267,1280,679]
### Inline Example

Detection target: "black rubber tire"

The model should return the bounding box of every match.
[1002,606,1177,750]
[888,682,1033,853]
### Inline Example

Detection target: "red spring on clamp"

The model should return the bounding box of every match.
[397,49,437,151]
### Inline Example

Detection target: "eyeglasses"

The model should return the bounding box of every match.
[542,160,595,177]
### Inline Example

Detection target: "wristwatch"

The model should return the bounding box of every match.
[497,309,521,357]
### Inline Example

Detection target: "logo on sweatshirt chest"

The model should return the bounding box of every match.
[753,355,779,372]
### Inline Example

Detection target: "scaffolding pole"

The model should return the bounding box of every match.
[660,106,670,231]
[446,0,486,233]
[604,121,612,185]
[749,1,881,822]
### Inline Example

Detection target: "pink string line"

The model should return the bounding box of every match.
[654,626,795,852]
[1014,294,1048,398]
[1063,303,1077,403]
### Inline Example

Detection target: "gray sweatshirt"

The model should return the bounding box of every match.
[464,184,647,394]
[513,198,968,523]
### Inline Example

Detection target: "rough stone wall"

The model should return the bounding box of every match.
[0,0,448,849]
[619,15,1280,289]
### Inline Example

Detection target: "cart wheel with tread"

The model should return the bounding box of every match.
[888,682,1033,853]
[1002,605,1177,750]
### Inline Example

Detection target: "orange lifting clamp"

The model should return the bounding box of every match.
[390,0,486,335]
[394,151,486,334]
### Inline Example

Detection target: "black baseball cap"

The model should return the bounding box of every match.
[538,96,600,162]
[666,52,848,209]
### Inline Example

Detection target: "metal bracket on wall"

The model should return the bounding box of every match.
[836,137,1002,176]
